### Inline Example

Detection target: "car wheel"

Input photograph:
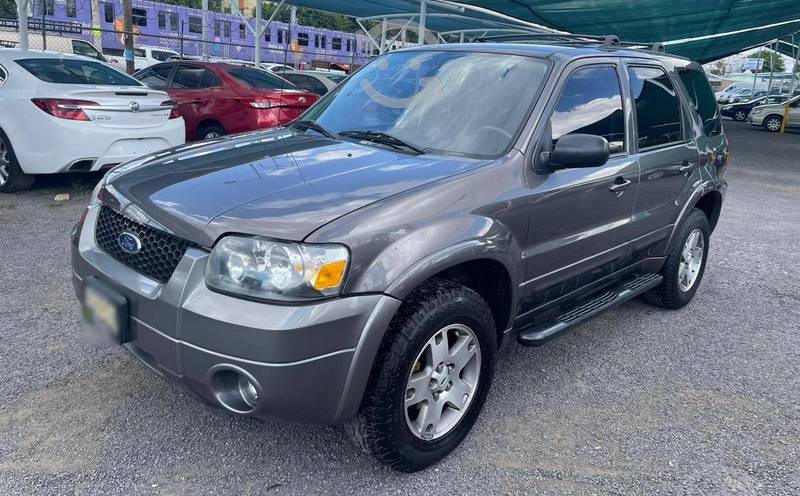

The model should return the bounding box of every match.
[0,131,34,193]
[644,209,710,310]
[733,110,747,121]
[198,124,225,141]
[763,115,783,132]
[345,278,496,472]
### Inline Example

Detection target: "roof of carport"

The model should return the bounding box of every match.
[288,0,800,63]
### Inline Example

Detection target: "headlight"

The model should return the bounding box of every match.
[205,236,349,302]
[722,105,731,110]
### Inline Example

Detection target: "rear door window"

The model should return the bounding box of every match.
[283,74,327,95]
[228,67,295,90]
[172,66,220,89]
[16,58,141,86]
[71,40,103,61]
[678,67,721,136]
[628,66,683,149]
[136,64,174,89]
[550,65,626,154]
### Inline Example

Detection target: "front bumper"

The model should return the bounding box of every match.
[71,206,401,424]
[748,112,766,126]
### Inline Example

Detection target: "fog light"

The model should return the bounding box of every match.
[238,375,258,408]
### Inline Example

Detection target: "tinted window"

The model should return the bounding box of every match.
[550,65,625,154]
[214,21,220,37]
[298,33,309,46]
[228,67,295,89]
[306,51,549,158]
[239,23,246,39]
[152,50,175,62]
[103,3,114,23]
[283,74,327,95]
[678,68,720,137]
[136,64,173,89]
[332,37,342,50]
[132,8,147,27]
[170,13,178,32]
[45,0,54,15]
[17,58,140,86]
[189,16,202,34]
[628,66,683,149]
[66,0,76,17]
[158,11,167,30]
[172,66,220,89]
[72,40,102,60]
[223,22,230,38]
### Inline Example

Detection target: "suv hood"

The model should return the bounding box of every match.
[103,129,490,247]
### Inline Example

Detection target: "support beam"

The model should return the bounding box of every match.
[356,18,382,52]
[201,0,208,60]
[254,0,261,65]
[380,17,387,54]
[15,0,28,50]
[123,0,134,73]
[418,0,426,46]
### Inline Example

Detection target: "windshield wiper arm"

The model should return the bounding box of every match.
[338,130,426,154]
[291,120,338,140]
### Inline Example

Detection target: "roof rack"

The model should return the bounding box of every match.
[475,33,666,54]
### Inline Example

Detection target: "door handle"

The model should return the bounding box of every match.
[678,160,696,174]
[608,177,632,193]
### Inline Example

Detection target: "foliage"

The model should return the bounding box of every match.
[752,49,785,73]
[0,0,17,19]
[258,2,363,33]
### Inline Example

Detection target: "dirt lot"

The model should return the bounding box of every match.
[0,121,798,495]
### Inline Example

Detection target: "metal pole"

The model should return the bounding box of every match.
[789,33,798,95]
[459,32,464,43]
[91,0,101,47]
[15,0,28,50]
[122,0,134,73]
[179,20,184,58]
[201,0,208,60]
[254,0,261,65]
[418,0,426,46]
[379,18,387,54]
[767,40,776,95]
[351,31,356,72]
[40,0,46,50]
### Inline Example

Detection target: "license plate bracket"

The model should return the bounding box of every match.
[82,277,129,344]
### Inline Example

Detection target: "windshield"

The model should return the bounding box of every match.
[16,58,141,86]
[303,50,549,158]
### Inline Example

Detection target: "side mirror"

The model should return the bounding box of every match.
[540,134,610,171]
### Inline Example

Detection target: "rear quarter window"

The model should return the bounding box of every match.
[228,67,296,90]
[15,58,141,86]
[678,68,721,137]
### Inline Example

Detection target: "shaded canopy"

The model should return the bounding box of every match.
[288,0,800,62]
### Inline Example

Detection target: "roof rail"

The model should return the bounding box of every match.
[475,33,667,55]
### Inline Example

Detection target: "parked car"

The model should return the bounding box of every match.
[72,42,727,472]
[134,61,318,141]
[0,49,184,192]
[748,94,800,131]
[104,45,179,71]
[279,70,348,95]
[718,87,753,104]
[721,94,789,121]
[0,30,113,64]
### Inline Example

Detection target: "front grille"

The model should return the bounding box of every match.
[95,206,194,283]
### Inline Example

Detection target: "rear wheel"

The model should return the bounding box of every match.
[197,123,225,141]
[346,279,496,472]
[763,115,783,132]
[732,109,747,121]
[644,209,710,309]
[0,131,34,193]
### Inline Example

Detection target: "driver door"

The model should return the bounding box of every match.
[519,60,639,316]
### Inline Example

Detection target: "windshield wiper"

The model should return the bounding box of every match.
[291,120,338,140]
[338,130,426,155]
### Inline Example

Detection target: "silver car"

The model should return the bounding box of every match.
[748,95,800,131]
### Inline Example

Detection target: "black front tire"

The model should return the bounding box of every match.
[644,209,710,309]
[197,123,225,141]
[345,278,497,472]
[733,110,747,121]
[0,131,34,193]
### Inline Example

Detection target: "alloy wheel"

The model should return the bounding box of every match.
[766,117,782,131]
[0,139,9,186]
[678,228,705,292]
[404,323,481,441]
[734,110,746,121]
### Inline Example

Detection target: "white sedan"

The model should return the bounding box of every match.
[0,49,185,192]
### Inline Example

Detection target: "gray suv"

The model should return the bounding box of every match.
[71,39,728,472]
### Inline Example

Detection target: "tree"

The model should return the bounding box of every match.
[258,2,366,33]
[708,59,727,76]
[752,49,785,73]
[0,0,18,19]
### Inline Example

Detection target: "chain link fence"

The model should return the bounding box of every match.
[0,17,369,74]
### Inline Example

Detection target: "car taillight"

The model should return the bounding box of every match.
[162,100,180,119]
[237,97,281,109]
[31,98,97,121]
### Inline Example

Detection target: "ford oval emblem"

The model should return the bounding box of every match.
[117,232,142,254]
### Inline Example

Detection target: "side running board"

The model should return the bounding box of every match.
[517,273,663,347]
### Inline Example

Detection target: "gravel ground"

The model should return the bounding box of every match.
[0,121,798,495]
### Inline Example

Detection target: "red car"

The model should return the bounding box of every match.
[134,61,319,141]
